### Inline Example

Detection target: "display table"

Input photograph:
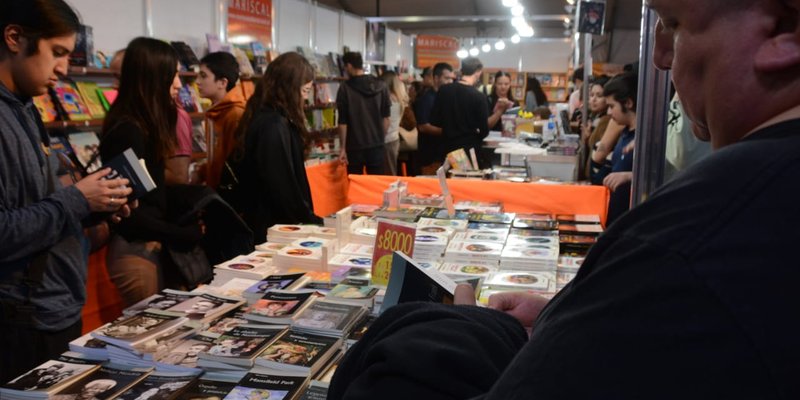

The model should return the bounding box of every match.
[81,162,608,333]
[348,175,609,224]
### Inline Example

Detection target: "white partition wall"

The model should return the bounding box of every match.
[341,14,364,54]
[482,40,571,72]
[314,6,340,53]
[277,0,312,53]
[68,0,146,54]
[152,0,216,56]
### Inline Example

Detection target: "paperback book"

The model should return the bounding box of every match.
[291,300,368,337]
[47,363,152,400]
[1,353,102,399]
[114,371,199,400]
[198,325,288,368]
[244,291,317,324]
[222,371,307,400]
[382,251,457,311]
[254,330,342,376]
[90,310,187,350]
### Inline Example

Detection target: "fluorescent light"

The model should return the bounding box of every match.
[469,46,480,56]
[511,34,520,43]
[495,40,506,50]
[511,4,524,16]
[502,0,519,7]
[457,48,469,59]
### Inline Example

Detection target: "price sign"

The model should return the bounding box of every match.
[371,219,416,287]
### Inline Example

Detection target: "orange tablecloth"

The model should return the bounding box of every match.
[348,175,610,225]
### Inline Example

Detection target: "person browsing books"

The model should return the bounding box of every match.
[0,0,135,384]
[99,37,206,307]
[487,71,518,132]
[329,0,800,398]
[195,51,253,188]
[226,52,322,239]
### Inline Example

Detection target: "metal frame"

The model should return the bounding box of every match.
[364,14,571,23]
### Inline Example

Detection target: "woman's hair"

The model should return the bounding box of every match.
[525,76,548,107]
[490,71,516,104]
[380,71,409,108]
[0,0,80,60]
[233,52,314,157]
[603,71,639,111]
[103,37,178,162]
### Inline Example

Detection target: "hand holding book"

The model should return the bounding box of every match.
[74,167,132,213]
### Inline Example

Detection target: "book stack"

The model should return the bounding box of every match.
[123,289,199,317]
[412,233,449,262]
[400,193,445,208]
[253,330,342,378]
[372,206,423,221]
[512,213,559,231]
[349,217,378,245]
[327,254,372,276]
[198,325,288,371]
[326,278,379,308]
[154,334,219,373]
[438,263,498,280]
[254,242,289,255]
[267,225,319,244]
[557,254,585,290]
[556,214,603,255]
[1,352,102,400]
[291,300,369,338]
[223,371,307,400]
[416,224,456,239]
[48,363,153,400]
[243,291,317,325]
[195,278,260,299]
[164,294,246,324]
[175,377,237,400]
[338,243,374,258]
[312,226,337,240]
[69,327,111,359]
[114,371,199,400]
[212,256,276,286]
[416,217,468,232]
[90,310,188,350]
[107,321,202,368]
[454,201,503,214]
[273,245,326,272]
[443,241,503,266]
[242,273,311,305]
[452,231,508,245]
[484,270,555,294]
[499,245,558,279]
[467,212,516,225]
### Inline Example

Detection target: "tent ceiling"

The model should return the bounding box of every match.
[314,0,644,38]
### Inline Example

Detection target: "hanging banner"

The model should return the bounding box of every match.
[228,0,273,47]
[415,35,460,69]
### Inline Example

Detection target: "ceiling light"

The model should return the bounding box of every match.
[495,40,506,50]
[511,5,525,17]
[482,43,491,53]
[518,25,535,37]
[502,0,519,7]
[511,16,527,29]
[457,48,469,59]
[511,34,520,43]
[565,0,575,4]
[469,46,480,56]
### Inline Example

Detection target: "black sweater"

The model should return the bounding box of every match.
[235,107,321,239]
[99,120,201,244]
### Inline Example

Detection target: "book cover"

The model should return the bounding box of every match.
[155,335,217,371]
[1,354,101,394]
[74,81,106,118]
[103,148,157,200]
[68,25,94,67]
[114,371,199,400]
[370,219,417,287]
[244,273,310,298]
[171,41,200,71]
[90,310,187,349]
[292,300,367,335]
[67,131,102,173]
[382,251,457,311]
[96,88,118,111]
[33,93,59,122]
[123,289,198,317]
[177,86,198,113]
[48,364,152,400]
[254,330,341,374]
[244,291,316,324]
[223,372,307,400]
[175,378,236,400]
[165,293,245,322]
[200,325,287,367]
[54,81,92,121]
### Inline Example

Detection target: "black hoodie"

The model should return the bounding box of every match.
[336,75,391,151]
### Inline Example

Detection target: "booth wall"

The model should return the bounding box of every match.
[314,6,341,54]
[68,0,146,54]
[277,0,312,53]
[481,40,572,72]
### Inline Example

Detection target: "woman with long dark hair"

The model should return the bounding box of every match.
[230,52,322,240]
[99,37,203,305]
[523,76,549,112]
[488,71,519,131]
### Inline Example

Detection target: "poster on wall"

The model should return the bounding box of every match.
[365,22,386,63]
[228,0,273,48]
[415,35,459,69]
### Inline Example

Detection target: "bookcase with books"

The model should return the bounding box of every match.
[481,70,569,105]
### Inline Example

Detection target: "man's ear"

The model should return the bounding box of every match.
[625,98,635,112]
[3,25,24,54]
[754,0,800,72]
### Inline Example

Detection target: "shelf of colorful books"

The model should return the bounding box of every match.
[66,66,198,79]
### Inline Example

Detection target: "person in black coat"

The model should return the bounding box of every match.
[229,52,322,241]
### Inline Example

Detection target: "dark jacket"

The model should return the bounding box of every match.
[337,75,391,151]
[99,121,203,245]
[0,82,90,330]
[233,106,321,241]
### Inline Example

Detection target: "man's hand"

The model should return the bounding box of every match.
[454,283,477,306]
[109,199,138,224]
[603,171,633,192]
[338,150,348,166]
[488,291,550,329]
[74,168,133,213]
